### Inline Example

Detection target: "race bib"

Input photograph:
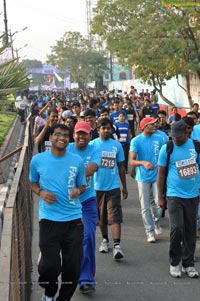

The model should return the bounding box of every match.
[176,158,198,179]
[119,134,127,143]
[100,151,116,169]
[45,141,51,151]
[127,114,133,121]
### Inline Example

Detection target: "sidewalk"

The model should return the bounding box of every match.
[30,173,200,301]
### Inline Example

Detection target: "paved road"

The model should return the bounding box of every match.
[31,173,200,301]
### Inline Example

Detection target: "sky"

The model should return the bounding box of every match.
[2,0,88,62]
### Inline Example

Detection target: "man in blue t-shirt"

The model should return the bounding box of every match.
[68,121,100,295]
[150,99,160,116]
[29,123,86,301]
[90,118,128,261]
[129,117,164,243]
[157,120,199,279]
[114,112,132,172]
[109,99,127,124]
[168,106,178,124]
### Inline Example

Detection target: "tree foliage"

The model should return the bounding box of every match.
[22,59,43,88]
[92,0,200,106]
[47,31,108,89]
[22,59,43,69]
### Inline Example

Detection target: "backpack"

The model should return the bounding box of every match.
[166,139,200,163]
[162,139,200,217]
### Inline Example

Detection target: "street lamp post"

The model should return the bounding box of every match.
[15,44,28,61]
[3,0,9,45]
[9,26,28,59]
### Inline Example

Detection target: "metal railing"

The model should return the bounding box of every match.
[0,119,34,301]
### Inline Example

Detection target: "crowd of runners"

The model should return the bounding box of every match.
[26,86,200,301]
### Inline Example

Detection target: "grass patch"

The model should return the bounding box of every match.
[0,113,16,146]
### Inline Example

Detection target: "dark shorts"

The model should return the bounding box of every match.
[96,188,123,225]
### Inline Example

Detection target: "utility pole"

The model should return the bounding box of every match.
[15,44,28,61]
[9,27,28,59]
[3,0,9,45]
[10,31,14,58]
[110,52,113,81]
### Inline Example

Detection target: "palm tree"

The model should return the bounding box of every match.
[0,34,29,96]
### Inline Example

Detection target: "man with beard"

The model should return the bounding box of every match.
[157,120,199,279]
[90,118,128,261]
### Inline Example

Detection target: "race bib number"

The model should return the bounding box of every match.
[45,141,51,151]
[176,158,198,179]
[127,114,133,121]
[119,134,127,142]
[100,151,116,169]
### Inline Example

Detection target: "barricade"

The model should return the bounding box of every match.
[0,120,34,301]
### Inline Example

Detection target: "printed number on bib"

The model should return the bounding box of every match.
[101,156,115,169]
[45,141,52,151]
[176,158,198,179]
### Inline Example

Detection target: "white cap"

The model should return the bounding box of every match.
[80,111,85,117]
[62,110,73,119]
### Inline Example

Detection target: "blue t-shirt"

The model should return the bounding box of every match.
[155,130,168,144]
[168,115,175,123]
[191,124,200,141]
[89,138,125,191]
[135,105,141,112]
[158,139,200,198]
[130,133,165,182]
[114,121,130,146]
[29,150,86,221]
[67,143,100,202]
[110,110,127,124]
[37,99,46,109]
[150,103,160,115]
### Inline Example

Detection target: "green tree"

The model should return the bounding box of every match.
[92,0,200,106]
[22,59,43,69]
[47,31,108,90]
[22,59,43,88]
